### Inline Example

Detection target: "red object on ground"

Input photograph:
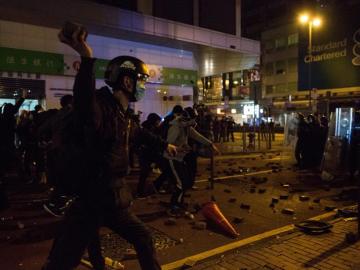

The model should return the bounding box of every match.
[202,201,239,238]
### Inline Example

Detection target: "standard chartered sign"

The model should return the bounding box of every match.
[353,28,360,66]
[298,21,360,91]
[304,39,347,63]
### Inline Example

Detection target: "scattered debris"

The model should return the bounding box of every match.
[337,207,358,218]
[250,188,256,193]
[184,212,195,220]
[228,198,237,203]
[281,208,295,215]
[223,189,231,193]
[123,248,137,260]
[282,184,290,188]
[232,217,244,224]
[182,258,197,268]
[240,203,251,210]
[345,232,358,244]
[192,203,202,213]
[309,206,314,210]
[258,188,266,194]
[272,197,279,203]
[280,195,289,200]
[313,198,321,203]
[193,221,207,230]
[269,203,275,208]
[164,218,177,226]
[324,206,336,211]
[299,195,310,201]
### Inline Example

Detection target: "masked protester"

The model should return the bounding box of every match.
[162,105,219,217]
[42,25,177,270]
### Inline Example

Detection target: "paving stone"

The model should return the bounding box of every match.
[164,218,177,226]
[299,195,310,201]
[281,208,295,215]
[240,203,251,210]
[193,221,207,230]
[232,217,244,224]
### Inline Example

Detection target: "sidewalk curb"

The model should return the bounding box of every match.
[161,208,349,270]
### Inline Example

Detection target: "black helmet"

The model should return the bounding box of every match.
[184,107,198,119]
[104,56,149,88]
[147,113,161,124]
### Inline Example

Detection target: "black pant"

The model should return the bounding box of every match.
[166,159,191,208]
[43,197,161,270]
[137,156,152,197]
[184,151,197,188]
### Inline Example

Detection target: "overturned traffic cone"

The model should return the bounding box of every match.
[202,201,239,238]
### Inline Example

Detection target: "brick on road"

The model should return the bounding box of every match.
[191,219,360,270]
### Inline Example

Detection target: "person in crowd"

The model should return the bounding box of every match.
[213,116,220,143]
[162,105,219,216]
[183,107,200,190]
[260,120,267,141]
[227,116,235,142]
[318,115,329,166]
[136,113,163,198]
[349,110,360,181]
[269,118,275,141]
[42,25,177,270]
[307,114,322,167]
[0,90,26,210]
[295,113,308,167]
[220,116,228,142]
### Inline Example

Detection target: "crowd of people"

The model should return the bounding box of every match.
[295,113,329,169]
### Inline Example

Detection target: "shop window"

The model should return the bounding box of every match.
[275,83,287,93]
[288,33,299,46]
[287,82,297,92]
[288,58,298,73]
[265,63,274,76]
[275,61,286,74]
[275,37,287,49]
[264,40,275,52]
[266,85,274,94]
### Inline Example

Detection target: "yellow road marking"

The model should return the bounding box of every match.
[161,210,340,270]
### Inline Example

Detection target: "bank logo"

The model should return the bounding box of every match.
[352,28,360,66]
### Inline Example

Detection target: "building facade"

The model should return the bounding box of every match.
[0,0,259,122]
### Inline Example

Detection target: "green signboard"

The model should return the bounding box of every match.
[162,67,197,86]
[0,47,197,85]
[0,47,64,75]
[94,58,109,79]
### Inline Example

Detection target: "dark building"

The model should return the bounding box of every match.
[240,0,348,40]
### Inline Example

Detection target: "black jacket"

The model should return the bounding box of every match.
[69,57,167,196]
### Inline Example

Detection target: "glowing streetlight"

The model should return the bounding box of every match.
[299,14,309,24]
[312,18,322,27]
[298,12,323,110]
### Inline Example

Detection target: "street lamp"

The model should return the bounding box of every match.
[298,13,322,111]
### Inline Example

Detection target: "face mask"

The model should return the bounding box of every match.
[131,79,146,102]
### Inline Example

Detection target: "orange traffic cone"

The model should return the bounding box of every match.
[202,201,239,238]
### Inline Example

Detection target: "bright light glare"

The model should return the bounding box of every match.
[299,14,309,24]
[312,18,321,27]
